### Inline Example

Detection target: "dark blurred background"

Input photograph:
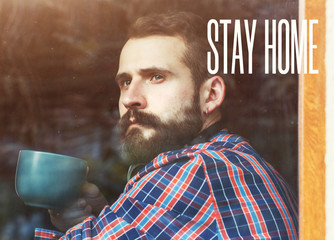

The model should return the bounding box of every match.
[0,0,298,238]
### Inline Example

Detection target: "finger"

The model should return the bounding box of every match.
[81,182,100,198]
[84,204,93,214]
[48,209,62,218]
[48,198,87,218]
[77,198,87,208]
[49,212,91,232]
[63,208,90,219]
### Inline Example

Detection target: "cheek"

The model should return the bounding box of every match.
[154,95,194,122]
[171,89,195,109]
[118,101,126,117]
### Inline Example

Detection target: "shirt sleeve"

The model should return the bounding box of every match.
[34,197,214,240]
[33,156,216,240]
[34,204,156,240]
[35,228,63,239]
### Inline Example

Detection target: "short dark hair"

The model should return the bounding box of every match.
[128,11,212,92]
[127,11,234,126]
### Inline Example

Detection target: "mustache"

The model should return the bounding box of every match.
[118,109,162,135]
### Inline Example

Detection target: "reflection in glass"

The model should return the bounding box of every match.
[0,0,298,238]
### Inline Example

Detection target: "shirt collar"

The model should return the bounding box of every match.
[187,121,222,146]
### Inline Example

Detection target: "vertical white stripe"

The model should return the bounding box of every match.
[234,155,281,239]
[326,0,334,239]
[208,151,243,238]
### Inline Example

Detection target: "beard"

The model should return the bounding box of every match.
[117,101,203,165]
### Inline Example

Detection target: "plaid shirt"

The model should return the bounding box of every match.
[35,129,298,239]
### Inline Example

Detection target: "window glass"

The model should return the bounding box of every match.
[0,0,298,238]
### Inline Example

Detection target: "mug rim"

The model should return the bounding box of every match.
[19,150,85,162]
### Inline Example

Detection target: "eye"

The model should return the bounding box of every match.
[119,79,131,88]
[124,80,131,86]
[150,74,164,82]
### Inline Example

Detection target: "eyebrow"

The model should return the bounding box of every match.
[115,72,131,84]
[115,67,174,83]
[139,67,173,75]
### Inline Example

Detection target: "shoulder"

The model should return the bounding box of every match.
[182,130,283,185]
[130,130,269,186]
[188,129,263,165]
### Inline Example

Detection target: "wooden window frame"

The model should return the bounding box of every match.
[299,0,326,238]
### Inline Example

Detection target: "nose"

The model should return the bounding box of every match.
[121,80,147,110]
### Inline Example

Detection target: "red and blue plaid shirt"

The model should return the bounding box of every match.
[35,129,298,239]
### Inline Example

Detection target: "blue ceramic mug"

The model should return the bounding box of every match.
[15,150,87,210]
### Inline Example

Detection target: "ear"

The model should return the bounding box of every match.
[200,75,225,115]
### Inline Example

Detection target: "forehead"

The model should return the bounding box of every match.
[118,36,189,73]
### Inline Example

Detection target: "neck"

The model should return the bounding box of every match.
[200,109,221,132]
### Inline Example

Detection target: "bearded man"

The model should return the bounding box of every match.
[35,11,298,239]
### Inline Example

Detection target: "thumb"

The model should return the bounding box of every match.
[81,182,100,198]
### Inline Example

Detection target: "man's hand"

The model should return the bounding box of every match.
[48,181,108,232]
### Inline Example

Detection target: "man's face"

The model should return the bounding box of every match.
[116,36,203,164]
